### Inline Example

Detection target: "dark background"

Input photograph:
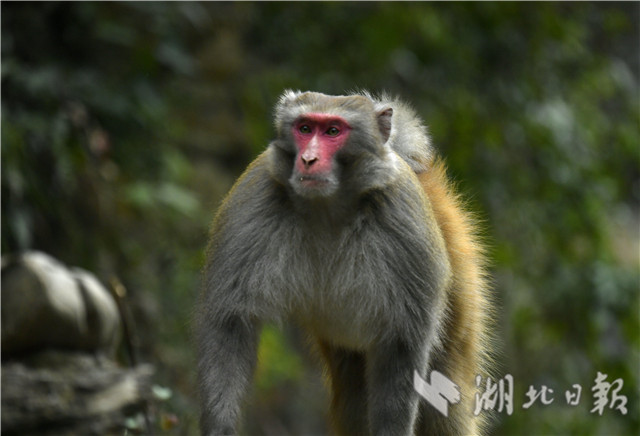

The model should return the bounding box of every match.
[2,2,638,435]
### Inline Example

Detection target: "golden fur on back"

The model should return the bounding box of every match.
[416,158,491,435]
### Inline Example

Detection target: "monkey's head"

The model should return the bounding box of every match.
[269,90,396,199]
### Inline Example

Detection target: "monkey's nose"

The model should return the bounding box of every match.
[301,156,318,168]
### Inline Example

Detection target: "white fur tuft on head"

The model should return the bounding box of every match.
[274,89,304,133]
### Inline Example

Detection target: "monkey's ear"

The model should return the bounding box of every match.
[377,108,393,143]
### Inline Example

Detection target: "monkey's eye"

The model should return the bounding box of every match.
[299,125,312,134]
[326,127,340,136]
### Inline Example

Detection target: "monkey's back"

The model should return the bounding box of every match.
[415,159,491,435]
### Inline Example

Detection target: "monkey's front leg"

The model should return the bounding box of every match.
[367,338,428,436]
[197,315,260,436]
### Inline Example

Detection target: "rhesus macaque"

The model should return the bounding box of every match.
[196,91,490,436]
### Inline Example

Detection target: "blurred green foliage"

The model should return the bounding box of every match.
[2,3,638,435]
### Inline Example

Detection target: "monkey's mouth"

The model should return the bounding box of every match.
[290,173,337,198]
[297,175,330,187]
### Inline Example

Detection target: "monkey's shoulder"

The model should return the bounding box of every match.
[213,152,286,220]
[216,149,441,246]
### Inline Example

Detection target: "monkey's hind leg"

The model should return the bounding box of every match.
[319,342,369,436]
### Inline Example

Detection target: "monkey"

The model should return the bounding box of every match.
[195,90,490,436]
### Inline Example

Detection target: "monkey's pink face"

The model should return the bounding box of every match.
[291,113,351,192]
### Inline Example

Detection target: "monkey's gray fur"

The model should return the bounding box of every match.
[196,91,489,436]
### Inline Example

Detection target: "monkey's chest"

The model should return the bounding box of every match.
[295,298,384,350]
[275,231,426,349]
[289,269,398,350]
